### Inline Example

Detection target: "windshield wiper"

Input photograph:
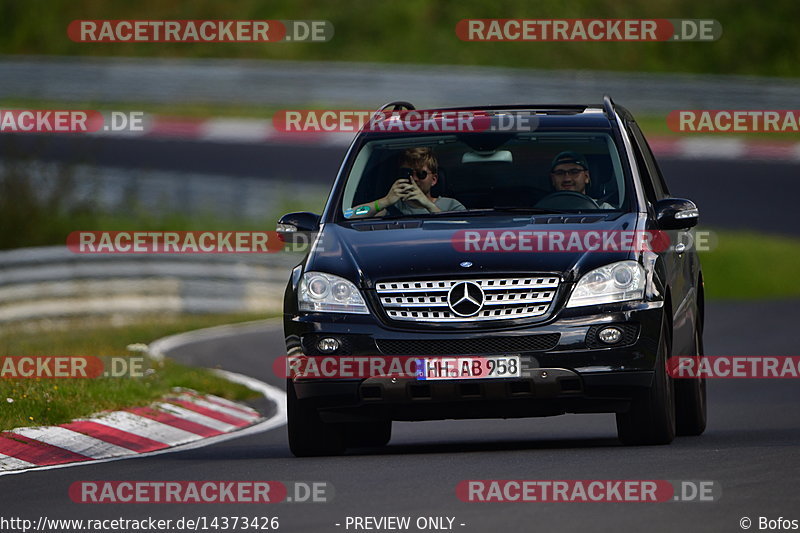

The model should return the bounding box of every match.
[414,209,504,218]
[367,209,496,220]
[354,207,578,221]
[491,206,572,214]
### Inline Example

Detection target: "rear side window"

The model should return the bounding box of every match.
[628,122,670,199]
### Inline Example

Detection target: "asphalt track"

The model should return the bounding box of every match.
[0,300,798,532]
[1,135,798,531]
[1,134,799,235]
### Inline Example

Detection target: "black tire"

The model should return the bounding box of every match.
[616,315,676,445]
[346,420,392,448]
[675,324,707,436]
[287,379,346,457]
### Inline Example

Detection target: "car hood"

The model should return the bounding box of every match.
[306,213,642,287]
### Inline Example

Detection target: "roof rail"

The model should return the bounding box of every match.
[602,94,616,119]
[405,104,588,114]
[375,101,416,113]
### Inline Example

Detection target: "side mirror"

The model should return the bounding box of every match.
[277,212,320,243]
[654,198,699,230]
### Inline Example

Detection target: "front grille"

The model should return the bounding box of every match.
[376,333,560,356]
[375,276,560,323]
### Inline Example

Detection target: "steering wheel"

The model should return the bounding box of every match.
[535,191,600,210]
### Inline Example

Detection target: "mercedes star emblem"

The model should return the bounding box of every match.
[447,281,485,317]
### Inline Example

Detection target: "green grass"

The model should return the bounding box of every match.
[0,313,271,431]
[636,116,800,142]
[699,230,800,299]
[0,97,286,120]
[0,0,798,77]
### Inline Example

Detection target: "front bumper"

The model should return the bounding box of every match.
[283,300,664,421]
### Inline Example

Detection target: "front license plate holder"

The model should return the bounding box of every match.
[415,355,521,380]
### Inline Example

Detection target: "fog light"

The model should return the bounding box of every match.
[317,337,340,353]
[598,326,623,345]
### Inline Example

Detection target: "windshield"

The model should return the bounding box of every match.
[338,131,630,220]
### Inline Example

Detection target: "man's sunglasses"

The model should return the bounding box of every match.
[551,168,586,177]
[400,167,431,180]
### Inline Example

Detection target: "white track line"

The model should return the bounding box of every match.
[193,392,261,416]
[0,321,287,477]
[89,411,201,445]
[172,394,262,421]
[155,402,241,433]
[148,319,273,361]
[0,371,285,477]
[678,137,746,159]
[0,453,36,471]
[213,368,287,424]
[10,427,133,459]
[202,118,271,143]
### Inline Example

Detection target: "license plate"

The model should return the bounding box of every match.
[415,355,521,380]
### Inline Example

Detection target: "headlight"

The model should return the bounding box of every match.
[566,261,645,308]
[299,272,369,314]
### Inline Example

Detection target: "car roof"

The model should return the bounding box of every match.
[427,104,604,114]
[373,102,619,132]
[369,97,633,121]
[355,111,614,141]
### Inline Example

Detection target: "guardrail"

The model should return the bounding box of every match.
[0,246,301,323]
[1,55,799,113]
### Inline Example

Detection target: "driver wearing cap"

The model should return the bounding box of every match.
[549,151,613,208]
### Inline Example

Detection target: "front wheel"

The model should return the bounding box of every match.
[287,379,346,457]
[675,324,707,436]
[616,315,676,445]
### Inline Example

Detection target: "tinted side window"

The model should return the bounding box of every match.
[625,122,659,207]
[629,122,670,198]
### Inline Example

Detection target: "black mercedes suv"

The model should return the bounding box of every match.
[278,96,706,456]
